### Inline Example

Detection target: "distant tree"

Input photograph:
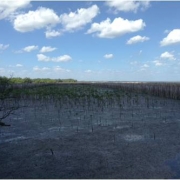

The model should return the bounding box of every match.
[57,79,63,83]
[23,77,32,84]
[10,77,24,84]
[62,79,77,83]
[32,78,42,84]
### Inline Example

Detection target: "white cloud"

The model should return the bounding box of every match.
[127,35,149,44]
[86,17,145,38]
[9,2,149,43]
[0,44,9,50]
[33,66,70,73]
[153,60,163,66]
[104,54,113,59]
[37,54,72,62]
[52,55,72,62]
[59,5,99,32]
[23,45,38,52]
[37,54,50,61]
[13,7,60,32]
[54,66,70,72]
[45,29,62,38]
[16,64,23,67]
[160,51,176,60]
[14,45,38,53]
[105,0,150,13]
[33,66,50,71]
[160,29,180,46]
[40,46,57,53]
[0,0,31,20]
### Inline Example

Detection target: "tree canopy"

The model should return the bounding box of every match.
[0,76,77,84]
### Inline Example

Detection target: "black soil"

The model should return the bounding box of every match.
[1,90,180,178]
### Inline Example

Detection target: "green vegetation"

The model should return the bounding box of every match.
[6,76,77,84]
[1,75,180,126]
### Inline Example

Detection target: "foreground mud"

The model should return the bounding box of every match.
[1,87,180,178]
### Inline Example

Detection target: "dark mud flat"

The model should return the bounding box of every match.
[1,91,180,178]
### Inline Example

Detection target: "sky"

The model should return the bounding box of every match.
[0,0,180,81]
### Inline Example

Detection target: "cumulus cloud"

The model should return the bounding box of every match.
[160,51,176,60]
[105,0,150,13]
[40,46,57,53]
[86,17,145,38]
[160,29,180,46]
[37,54,49,61]
[0,0,31,20]
[126,35,149,44]
[152,52,176,67]
[23,45,38,52]
[0,44,9,51]
[45,29,62,38]
[59,5,99,32]
[37,54,72,62]
[53,55,72,62]
[13,7,60,32]
[104,54,113,59]
[12,4,99,35]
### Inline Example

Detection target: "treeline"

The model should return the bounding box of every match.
[94,82,180,100]
[0,76,77,84]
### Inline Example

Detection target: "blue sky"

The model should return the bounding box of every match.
[1,0,180,81]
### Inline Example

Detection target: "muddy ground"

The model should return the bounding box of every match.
[1,93,180,178]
